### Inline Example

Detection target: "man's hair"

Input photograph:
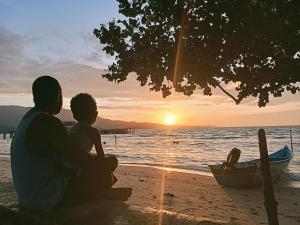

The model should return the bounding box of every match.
[70,93,97,122]
[32,76,61,107]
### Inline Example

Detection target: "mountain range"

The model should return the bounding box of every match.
[0,105,165,131]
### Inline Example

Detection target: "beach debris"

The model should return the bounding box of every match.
[139,179,145,182]
[164,192,175,198]
[172,141,180,144]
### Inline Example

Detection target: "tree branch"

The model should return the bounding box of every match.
[215,83,242,105]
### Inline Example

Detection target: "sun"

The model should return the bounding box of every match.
[165,115,175,126]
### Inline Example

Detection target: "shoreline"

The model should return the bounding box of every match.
[120,163,213,177]
[0,154,214,176]
[1,156,300,224]
[1,154,298,184]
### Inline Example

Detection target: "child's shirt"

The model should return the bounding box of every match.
[68,122,94,153]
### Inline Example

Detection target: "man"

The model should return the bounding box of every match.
[10,76,118,210]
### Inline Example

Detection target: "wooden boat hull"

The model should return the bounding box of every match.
[209,146,292,187]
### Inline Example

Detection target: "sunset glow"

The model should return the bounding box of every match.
[165,115,175,125]
[0,1,299,127]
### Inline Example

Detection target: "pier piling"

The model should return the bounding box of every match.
[258,129,279,225]
[0,131,15,140]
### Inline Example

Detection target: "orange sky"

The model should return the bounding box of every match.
[0,72,299,127]
[0,1,299,127]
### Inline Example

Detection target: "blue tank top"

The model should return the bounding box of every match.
[10,110,68,210]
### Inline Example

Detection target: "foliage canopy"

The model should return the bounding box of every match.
[94,0,300,106]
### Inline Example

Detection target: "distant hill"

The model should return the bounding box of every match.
[0,105,165,130]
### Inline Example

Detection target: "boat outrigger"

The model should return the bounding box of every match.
[209,143,293,188]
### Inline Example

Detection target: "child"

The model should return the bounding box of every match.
[69,93,117,183]
[69,93,104,158]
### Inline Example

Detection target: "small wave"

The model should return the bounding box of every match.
[222,136,242,139]
[138,134,153,137]
[120,162,212,176]
[0,153,10,158]
[193,136,242,140]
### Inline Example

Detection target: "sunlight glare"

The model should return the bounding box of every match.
[165,115,175,125]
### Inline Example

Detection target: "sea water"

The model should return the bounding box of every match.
[1,126,299,183]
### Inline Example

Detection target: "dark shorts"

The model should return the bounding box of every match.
[60,156,118,206]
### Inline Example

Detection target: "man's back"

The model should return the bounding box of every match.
[10,109,68,210]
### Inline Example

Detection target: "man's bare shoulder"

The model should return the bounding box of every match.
[28,112,64,131]
[25,111,67,154]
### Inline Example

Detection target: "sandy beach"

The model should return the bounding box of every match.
[1,157,300,225]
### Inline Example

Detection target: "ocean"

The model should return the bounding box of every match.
[1,126,299,183]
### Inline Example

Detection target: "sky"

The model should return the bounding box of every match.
[0,0,299,127]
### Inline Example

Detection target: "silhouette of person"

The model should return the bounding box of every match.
[69,93,105,158]
[10,76,118,210]
[62,93,118,204]
[222,147,241,170]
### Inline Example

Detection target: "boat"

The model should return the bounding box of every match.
[208,146,293,187]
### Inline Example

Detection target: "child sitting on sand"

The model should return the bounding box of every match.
[69,93,104,158]
[69,93,117,182]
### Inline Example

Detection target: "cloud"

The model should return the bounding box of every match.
[0,24,299,125]
[0,26,26,68]
[80,31,114,67]
[0,26,37,92]
[0,26,144,98]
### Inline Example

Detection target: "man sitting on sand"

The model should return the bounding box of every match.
[10,76,122,210]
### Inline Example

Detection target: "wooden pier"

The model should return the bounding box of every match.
[0,131,15,139]
[0,127,135,139]
[63,122,135,135]
[99,128,135,135]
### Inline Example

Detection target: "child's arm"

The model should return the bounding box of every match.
[93,130,105,159]
[79,125,105,158]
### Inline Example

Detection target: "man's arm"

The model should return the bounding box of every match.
[26,114,96,165]
[48,117,97,165]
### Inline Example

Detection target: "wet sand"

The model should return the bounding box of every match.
[1,157,300,225]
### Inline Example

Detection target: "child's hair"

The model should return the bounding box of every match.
[70,93,97,123]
